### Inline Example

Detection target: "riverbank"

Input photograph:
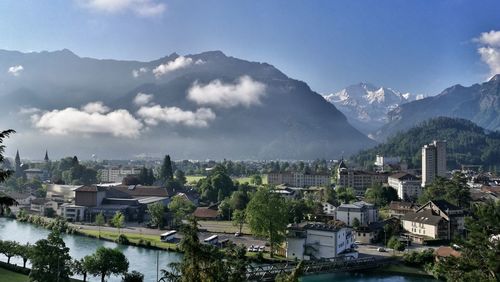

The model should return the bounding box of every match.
[379,263,437,279]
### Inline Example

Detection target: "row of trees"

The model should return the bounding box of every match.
[0,230,140,282]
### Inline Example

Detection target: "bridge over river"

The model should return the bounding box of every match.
[246,256,396,281]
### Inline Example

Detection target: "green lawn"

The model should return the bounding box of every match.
[78,229,179,250]
[197,220,252,234]
[0,267,28,282]
[186,175,205,184]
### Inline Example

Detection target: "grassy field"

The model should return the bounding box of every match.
[197,220,252,234]
[186,175,205,184]
[0,267,28,282]
[78,229,179,250]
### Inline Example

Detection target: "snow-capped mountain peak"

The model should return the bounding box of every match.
[323,82,424,134]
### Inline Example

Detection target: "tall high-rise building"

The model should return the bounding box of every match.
[421,140,447,187]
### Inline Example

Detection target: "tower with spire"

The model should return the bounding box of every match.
[14,150,22,177]
[44,150,49,163]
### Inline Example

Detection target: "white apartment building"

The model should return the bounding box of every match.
[267,172,331,187]
[99,167,141,183]
[286,222,354,260]
[422,140,447,187]
[336,160,389,196]
[336,201,378,226]
[322,202,337,216]
[388,172,422,201]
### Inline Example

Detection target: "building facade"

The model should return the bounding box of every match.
[421,140,447,187]
[336,201,378,226]
[388,172,422,201]
[286,222,354,260]
[99,167,141,183]
[267,172,331,187]
[336,160,389,196]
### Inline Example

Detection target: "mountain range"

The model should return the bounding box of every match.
[373,75,500,141]
[0,49,374,160]
[323,83,424,134]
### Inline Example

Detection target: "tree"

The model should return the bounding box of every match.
[30,231,73,282]
[419,173,471,209]
[84,247,129,282]
[122,271,144,282]
[232,209,246,234]
[364,183,398,207]
[0,192,18,216]
[17,243,32,268]
[249,175,262,185]
[246,188,288,257]
[168,195,195,226]
[147,202,165,229]
[111,211,125,234]
[352,218,361,229]
[174,169,187,185]
[287,199,312,224]
[160,155,174,183]
[72,258,91,282]
[229,190,249,211]
[337,186,356,204]
[95,212,105,237]
[0,129,15,183]
[0,240,19,264]
[387,236,405,253]
[434,201,500,281]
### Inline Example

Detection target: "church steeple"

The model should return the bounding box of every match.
[44,150,49,162]
[14,150,22,177]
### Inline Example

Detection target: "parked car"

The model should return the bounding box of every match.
[258,246,265,252]
[247,245,254,252]
[234,232,241,237]
[377,247,386,252]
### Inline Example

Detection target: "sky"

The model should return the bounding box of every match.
[1,0,500,96]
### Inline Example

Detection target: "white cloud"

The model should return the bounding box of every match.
[137,105,215,127]
[476,30,500,76]
[8,65,24,76]
[77,0,166,17]
[187,75,266,108]
[31,105,143,138]
[153,56,194,77]
[134,93,154,106]
[132,67,148,78]
[81,101,110,114]
[19,107,41,115]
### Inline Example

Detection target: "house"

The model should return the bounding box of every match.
[61,203,86,222]
[322,202,336,217]
[286,222,354,260]
[7,192,36,206]
[193,205,219,220]
[389,201,419,218]
[271,187,299,200]
[336,201,378,226]
[354,217,401,244]
[388,172,422,201]
[30,198,60,216]
[24,168,46,181]
[267,172,331,187]
[401,200,466,243]
[435,246,461,261]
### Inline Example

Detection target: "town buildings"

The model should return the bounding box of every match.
[388,172,422,201]
[99,167,141,183]
[336,160,389,196]
[421,140,447,187]
[401,200,465,243]
[336,201,378,227]
[267,172,331,187]
[286,222,354,260]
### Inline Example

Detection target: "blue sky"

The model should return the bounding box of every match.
[1,0,499,95]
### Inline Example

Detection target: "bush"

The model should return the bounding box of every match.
[116,234,130,245]
[122,271,144,282]
[403,249,435,266]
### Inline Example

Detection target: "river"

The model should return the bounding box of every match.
[0,218,436,282]
[0,218,181,282]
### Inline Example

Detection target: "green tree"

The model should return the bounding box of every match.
[0,240,19,264]
[95,212,105,237]
[246,188,288,257]
[30,230,73,282]
[84,247,129,282]
[419,173,471,209]
[232,209,246,234]
[147,202,165,229]
[352,217,361,229]
[287,199,312,224]
[160,155,174,183]
[174,169,187,185]
[434,201,500,281]
[0,129,15,183]
[229,190,249,211]
[17,243,32,268]
[72,258,91,282]
[250,175,262,185]
[122,271,144,282]
[111,211,125,234]
[364,183,398,207]
[168,195,195,226]
[337,186,356,204]
[0,192,18,216]
[387,236,405,253]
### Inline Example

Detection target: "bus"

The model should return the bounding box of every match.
[160,230,177,242]
[203,235,218,245]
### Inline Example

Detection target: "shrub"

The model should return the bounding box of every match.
[117,234,130,245]
[122,271,144,282]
